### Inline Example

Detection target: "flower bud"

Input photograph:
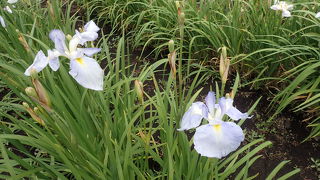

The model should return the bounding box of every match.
[178,12,185,26]
[168,51,177,78]
[47,1,55,21]
[168,40,175,53]
[16,30,31,52]
[23,104,45,126]
[30,69,39,79]
[66,34,73,41]
[33,107,40,114]
[32,79,51,110]
[219,47,230,84]
[134,80,144,104]
[22,102,29,108]
[25,87,38,99]
[175,1,181,10]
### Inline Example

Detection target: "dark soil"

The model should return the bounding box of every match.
[234,90,320,180]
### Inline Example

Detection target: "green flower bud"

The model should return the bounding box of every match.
[219,47,230,84]
[134,80,144,104]
[168,40,175,53]
[25,87,38,99]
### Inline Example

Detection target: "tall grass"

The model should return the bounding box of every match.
[79,0,320,139]
[0,0,304,179]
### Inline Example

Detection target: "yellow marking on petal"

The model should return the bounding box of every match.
[76,58,84,65]
[213,124,221,132]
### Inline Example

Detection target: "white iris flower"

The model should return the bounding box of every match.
[24,21,104,91]
[178,91,250,158]
[270,1,293,17]
[316,12,320,18]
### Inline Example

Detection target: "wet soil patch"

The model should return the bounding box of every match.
[234,90,320,179]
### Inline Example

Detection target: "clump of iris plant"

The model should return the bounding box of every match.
[270,1,293,17]
[24,21,104,91]
[178,92,250,158]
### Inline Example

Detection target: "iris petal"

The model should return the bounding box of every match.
[49,30,67,54]
[69,56,104,91]
[84,20,100,33]
[219,97,249,121]
[193,122,244,158]
[282,10,291,17]
[226,107,249,121]
[4,6,13,14]
[7,0,18,4]
[177,102,207,131]
[205,91,215,114]
[0,16,5,28]
[47,50,60,71]
[24,50,48,76]
[78,48,101,57]
[270,5,280,10]
[77,31,99,45]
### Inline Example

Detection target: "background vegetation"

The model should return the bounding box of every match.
[0,0,318,179]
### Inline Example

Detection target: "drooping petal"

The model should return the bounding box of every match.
[193,122,244,158]
[49,29,67,54]
[78,48,101,57]
[47,50,60,71]
[205,91,215,114]
[226,107,250,121]
[84,20,100,33]
[7,0,18,4]
[316,12,320,18]
[24,50,48,76]
[75,30,99,45]
[69,56,104,91]
[282,10,291,17]
[219,97,249,121]
[0,16,6,28]
[177,102,207,131]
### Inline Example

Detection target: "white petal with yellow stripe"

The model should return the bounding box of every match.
[193,122,244,158]
[69,56,104,91]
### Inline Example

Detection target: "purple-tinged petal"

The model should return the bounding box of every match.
[282,10,291,17]
[270,5,280,10]
[47,50,60,71]
[4,6,13,14]
[178,102,207,131]
[219,97,249,121]
[78,31,99,45]
[49,30,67,54]
[84,20,100,33]
[0,16,6,28]
[226,107,250,121]
[205,91,215,114]
[218,97,232,117]
[78,48,101,57]
[24,50,48,76]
